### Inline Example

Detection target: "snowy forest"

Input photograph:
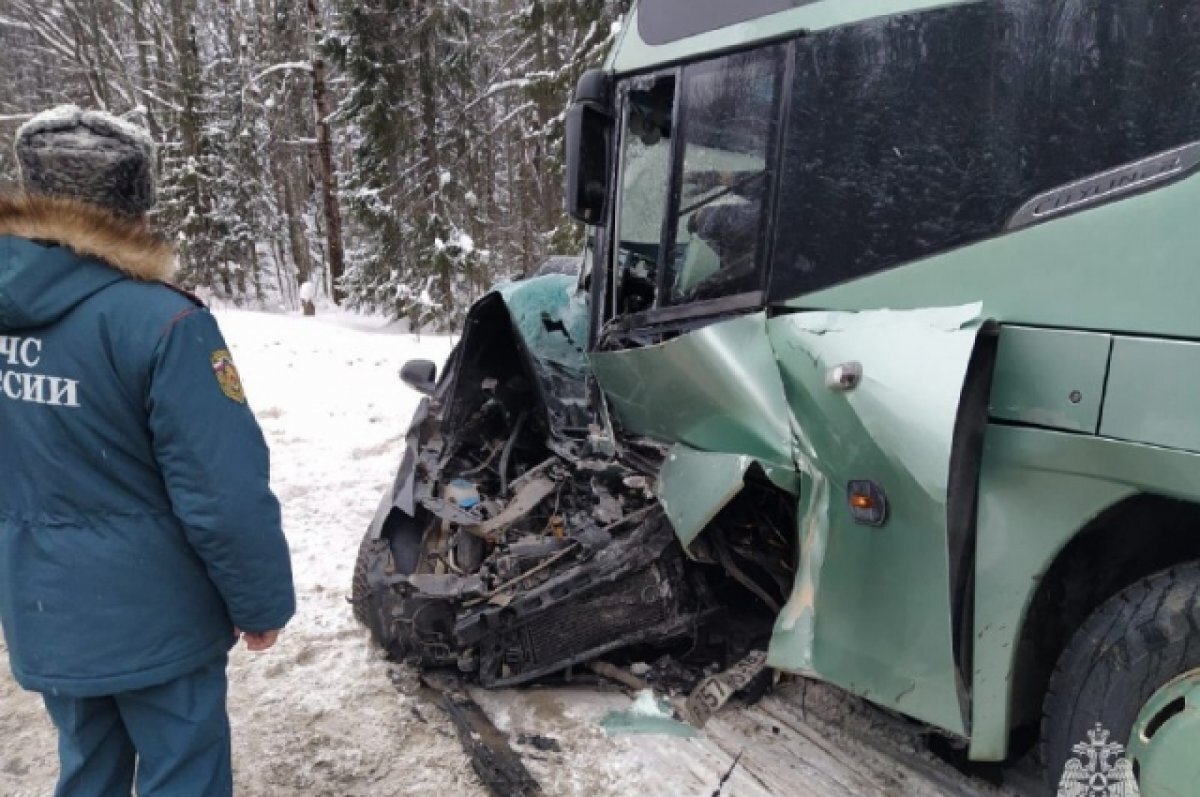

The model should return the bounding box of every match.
[0,0,625,328]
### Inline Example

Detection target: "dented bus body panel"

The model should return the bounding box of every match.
[764,307,983,737]
[594,305,984,736]
[589,313,792,467]
[655,445,801,550]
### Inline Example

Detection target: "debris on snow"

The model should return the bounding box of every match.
[420,670,543,797]
[600,690,696,738]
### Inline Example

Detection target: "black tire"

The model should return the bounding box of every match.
[1041,562,1200,793]
[351,529,390,645]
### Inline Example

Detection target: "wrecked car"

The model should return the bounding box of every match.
[353,271,790,688]
[356,1,1200,792]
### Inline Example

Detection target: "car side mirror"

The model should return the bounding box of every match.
[400,359,437,396]
[564,69,614,226]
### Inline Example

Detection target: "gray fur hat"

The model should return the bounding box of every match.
[15,105,156,217]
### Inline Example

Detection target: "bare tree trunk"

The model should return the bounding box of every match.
[271,238,293,309]
[280,166,313,287]
[305,0,346,304]
[130,0,162,140]
[86,0,111,108]
[169,0,203,212]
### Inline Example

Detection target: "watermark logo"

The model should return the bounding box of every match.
[1057,723,1140,797]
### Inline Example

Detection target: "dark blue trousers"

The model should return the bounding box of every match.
[41,655,231,797]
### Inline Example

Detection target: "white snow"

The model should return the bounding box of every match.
[16,103,84,134]
[17,105,155,150]
[451,230,475,255]
[628,689,674,718]
[0,309,1021,797]
[209,311,472,795]
[251,62,314,83]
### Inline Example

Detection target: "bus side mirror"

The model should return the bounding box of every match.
[565,69,614,226]
[400,359,437,396]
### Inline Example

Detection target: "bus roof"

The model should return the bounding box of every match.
[607,0,975,74]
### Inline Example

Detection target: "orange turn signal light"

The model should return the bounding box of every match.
[849,494,875,510]
[848,480,888,527]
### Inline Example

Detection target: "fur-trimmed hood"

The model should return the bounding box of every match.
[0,194,173,281]
[0,195,175,331]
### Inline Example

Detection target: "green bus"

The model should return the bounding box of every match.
[356,2,1200,792]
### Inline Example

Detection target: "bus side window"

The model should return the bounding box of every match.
[665,49,783,304]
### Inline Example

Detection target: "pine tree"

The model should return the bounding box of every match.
[2,0,630,327]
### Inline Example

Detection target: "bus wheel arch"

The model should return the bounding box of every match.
[1008,494,1200,758]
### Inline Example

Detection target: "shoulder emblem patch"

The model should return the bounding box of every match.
[211,349,246,403]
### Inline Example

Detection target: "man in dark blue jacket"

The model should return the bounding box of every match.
[0,106,295,796]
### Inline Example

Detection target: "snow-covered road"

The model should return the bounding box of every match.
[0,309,1024,797]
